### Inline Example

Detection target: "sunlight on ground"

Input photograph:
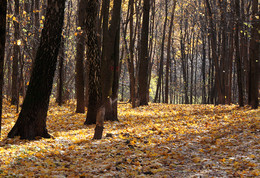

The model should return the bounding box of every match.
[0,100,259,177]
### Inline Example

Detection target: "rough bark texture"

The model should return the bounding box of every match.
[75,0,86,113]
[138,0,150,106]
[8,0,66,140]
[84,0,102,125]
[0,0,7,138]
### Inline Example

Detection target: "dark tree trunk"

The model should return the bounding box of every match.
[11,0,19,105]
[84,0,102,125]
[101,0,122,121]
[75,0,86,113]
[8,0,66,140]
[111,26,120,121]
[56,37,65,106]
[235,0,244,107]
[0,0,7,138]
[180,17,189,104]
[205,0,225,104]
[248,0,259,109]
[202,34,206,104]
[138,0,150,106]
[128,0,136,108]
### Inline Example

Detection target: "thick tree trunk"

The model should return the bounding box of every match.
[0,0,7,138]
[138,0,150,106]
[84,0,102,125]
[8,0,66,140]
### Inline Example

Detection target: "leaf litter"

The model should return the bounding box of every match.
[0,100,259,177]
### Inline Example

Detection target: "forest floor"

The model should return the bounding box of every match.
[0,99,259,177]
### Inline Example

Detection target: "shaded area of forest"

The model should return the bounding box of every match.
[0,100,259,177]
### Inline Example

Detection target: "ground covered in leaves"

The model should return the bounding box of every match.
[0,99,259,177]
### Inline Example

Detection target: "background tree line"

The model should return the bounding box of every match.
[0,0,258,139]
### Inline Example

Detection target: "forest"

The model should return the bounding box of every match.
[0,0,259,177]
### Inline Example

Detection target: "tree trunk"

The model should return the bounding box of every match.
[205,0,225,104]
[202,33,206,104]
[235,0,244,107]
[8,0,66,140]
[56,37,65,106]
[84,0,102,125]
[75,0,86,113]
[138,0,150,106]
[11,0,19,105]
[154,0,167,103]
[0,0,7,138]
[101,0,122,121]
[248,0,259,109]
[129,0,136,108]
[165,0,176,104]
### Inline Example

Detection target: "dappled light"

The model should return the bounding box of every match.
[0,100,259,177]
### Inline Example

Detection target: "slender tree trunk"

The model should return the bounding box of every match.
[129,0,136,108]
[11,0,19,105]
[235,0,244,107]
[202,33,206,104]
[0,0,7,138]
[205,0,225,104]
[75,0,86,113]
[8,0,66,140]
[154,0,167,103]
[165,0,176,104]
[56,37,64,106]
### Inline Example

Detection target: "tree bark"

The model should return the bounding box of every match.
[165,0,176,104]
[0,0,7,138]
[11,0,19,105]
[84,0,102,125]
[75,0,87,113]
[101,0,122,121]
[248,0,259,109]
[8,0,66,140]
[205,0,225,104]
[154,0,167,103]
[235,0,244,107]
[138,0,150,106]
[56,37,65,106]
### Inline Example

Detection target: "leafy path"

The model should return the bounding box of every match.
[0,100,259,177]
